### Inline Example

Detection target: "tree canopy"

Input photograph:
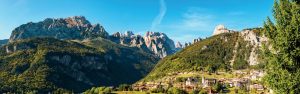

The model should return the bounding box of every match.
[263,0,300,93]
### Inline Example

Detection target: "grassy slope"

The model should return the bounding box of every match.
[142,32,253,81]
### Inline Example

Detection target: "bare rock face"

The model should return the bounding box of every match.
[212,25,233,36]
[175,37,202,50]
[175,41,183,49]
[110,31,176,58]
[144,32,176,58]
[240,30,268,46]
[8,16,178,58]
[109,31,149,51]
[240,29,268,65]
[9,16,109,43]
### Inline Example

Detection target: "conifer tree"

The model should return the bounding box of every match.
[263,0,300,93]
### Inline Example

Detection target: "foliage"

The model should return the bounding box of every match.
[150,86,165,93]
[143,32,254,81]
[83,86,112,94]
[232,37,252,70]
[117,84,132,91]
[205,65,217,74]
[243,27,264,36]
[175,77,187,82]
[263,0,300,93]
[189,90,199,94]
[212,82,223,92]
[167,87,187,94]
[0,37,158,93]
[198,89,207,94]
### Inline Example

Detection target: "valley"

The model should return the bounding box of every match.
[0,0,299,94]
[0,17,274,94]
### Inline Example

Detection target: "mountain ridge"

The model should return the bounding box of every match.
[9,16,178,58]
[9,16,109,43]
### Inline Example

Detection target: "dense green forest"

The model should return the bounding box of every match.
[262,0,300,93]
[0,38,158,93]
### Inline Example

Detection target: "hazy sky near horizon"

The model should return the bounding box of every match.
[0,0,274,43]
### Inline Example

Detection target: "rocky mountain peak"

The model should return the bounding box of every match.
[109,31,149,53]
[124,31,134,37]
[213,24,233,36]
[110,31,176,58]
[64,16,90,27]
[175,41,183,49]
[9,16,109,43]
[7,16,179,58]
[145,31,166,38]
[144,31,176,58]
[112,32,122,37]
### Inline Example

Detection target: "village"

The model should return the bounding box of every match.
[133,70,268,93]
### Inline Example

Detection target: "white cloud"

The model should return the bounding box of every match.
[180,10,214,31]
[150,0,166,31]
[158,8,217,43]
[164,8,216,33]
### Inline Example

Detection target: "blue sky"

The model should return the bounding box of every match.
[0,0,274,43]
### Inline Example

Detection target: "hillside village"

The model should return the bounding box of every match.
[133,70,267,93]
[132,25,270,94]
[0,0,299,93]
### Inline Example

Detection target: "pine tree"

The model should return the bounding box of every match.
[263,0,300,93]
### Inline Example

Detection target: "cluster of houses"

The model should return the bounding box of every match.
[248,70,265,80]
[133,74,265,93]
[182,76,265,91]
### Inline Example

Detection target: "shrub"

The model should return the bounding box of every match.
[167,87,187,94]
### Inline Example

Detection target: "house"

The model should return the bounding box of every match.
[184,77,199,90]
[202,76,217,88]
[185,77,198,86]
[232,78,249,88]
[132,84,148,91]
[249,70,265,80]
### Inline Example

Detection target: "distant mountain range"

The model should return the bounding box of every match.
[8,16,179,58]
[0,16,269,93]
[0,39,8,47]
[0,16,180,93]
